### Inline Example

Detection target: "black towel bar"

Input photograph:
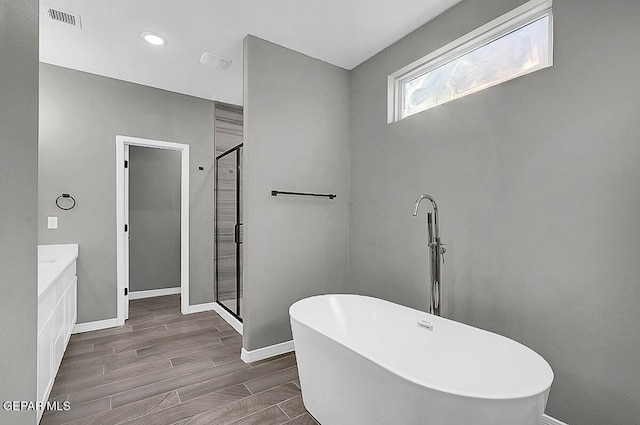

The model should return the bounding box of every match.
[271,190,336,199]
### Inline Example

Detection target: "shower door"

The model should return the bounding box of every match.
[215,144,243,321]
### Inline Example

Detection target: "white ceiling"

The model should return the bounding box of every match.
[40,0,463,105]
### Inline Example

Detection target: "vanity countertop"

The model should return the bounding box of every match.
[38,244,78,298]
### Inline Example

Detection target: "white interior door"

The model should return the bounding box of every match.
[123,144,130,320]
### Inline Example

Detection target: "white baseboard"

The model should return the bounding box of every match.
[129,287,181,300]
[184,301,216,314]
[211,302,243,335]
[72,317,120,334]
[541,414,568,425]
[241,340,295,363]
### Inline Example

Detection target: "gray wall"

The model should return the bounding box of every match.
[243,36,350,351]
[39,64,216,322]
[0,1,38,423]
[129,146,181,293]
[348,0,640,424]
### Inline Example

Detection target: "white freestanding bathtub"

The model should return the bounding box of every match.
[290,294,553,425]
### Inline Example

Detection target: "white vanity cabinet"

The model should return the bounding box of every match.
[37,244,78,422]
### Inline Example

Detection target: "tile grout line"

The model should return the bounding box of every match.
[56,347,186,396]
[128,383,254,424]
[83,362,222,405]
[62,357,212,402]
[289,412,314,424]
[243,383,253,395]
[243,365,299,391]
[278,393,302,405]
[152,380,298,424]
[224,404,281,425]
[277,404,292,420]
[92,359,244,409]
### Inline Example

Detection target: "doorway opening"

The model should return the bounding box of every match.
[116,135,190,324]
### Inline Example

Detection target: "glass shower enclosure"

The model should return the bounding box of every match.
[215,143,243,321]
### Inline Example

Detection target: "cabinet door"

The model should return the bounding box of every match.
[64,277,77,341]
[52,294,66,368]
[38,319,55,403]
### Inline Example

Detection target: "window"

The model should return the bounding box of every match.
[388,0,553,122]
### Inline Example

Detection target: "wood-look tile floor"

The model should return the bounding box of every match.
[41,295,318,425]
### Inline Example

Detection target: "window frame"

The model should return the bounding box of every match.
[387,0,553,123]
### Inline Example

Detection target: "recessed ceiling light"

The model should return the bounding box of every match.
[141,32,166,46]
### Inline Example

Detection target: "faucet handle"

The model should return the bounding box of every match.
[440,243,446,263]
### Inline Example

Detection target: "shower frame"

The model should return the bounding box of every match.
[215,143,243,322]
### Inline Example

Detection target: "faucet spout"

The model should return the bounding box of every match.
[412,194,439,238]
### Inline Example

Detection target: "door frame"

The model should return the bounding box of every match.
[116,135,190,325]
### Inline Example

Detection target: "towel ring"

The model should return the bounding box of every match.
[56,194,76,210]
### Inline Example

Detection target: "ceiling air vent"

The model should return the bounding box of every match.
[45,5,82,29]
[200,52,232,70]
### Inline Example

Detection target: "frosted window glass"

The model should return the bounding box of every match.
[402,16,550,117]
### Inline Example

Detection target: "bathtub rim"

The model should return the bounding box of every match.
[290,293,554,401]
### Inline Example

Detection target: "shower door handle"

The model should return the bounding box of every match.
[234,223,243,245]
